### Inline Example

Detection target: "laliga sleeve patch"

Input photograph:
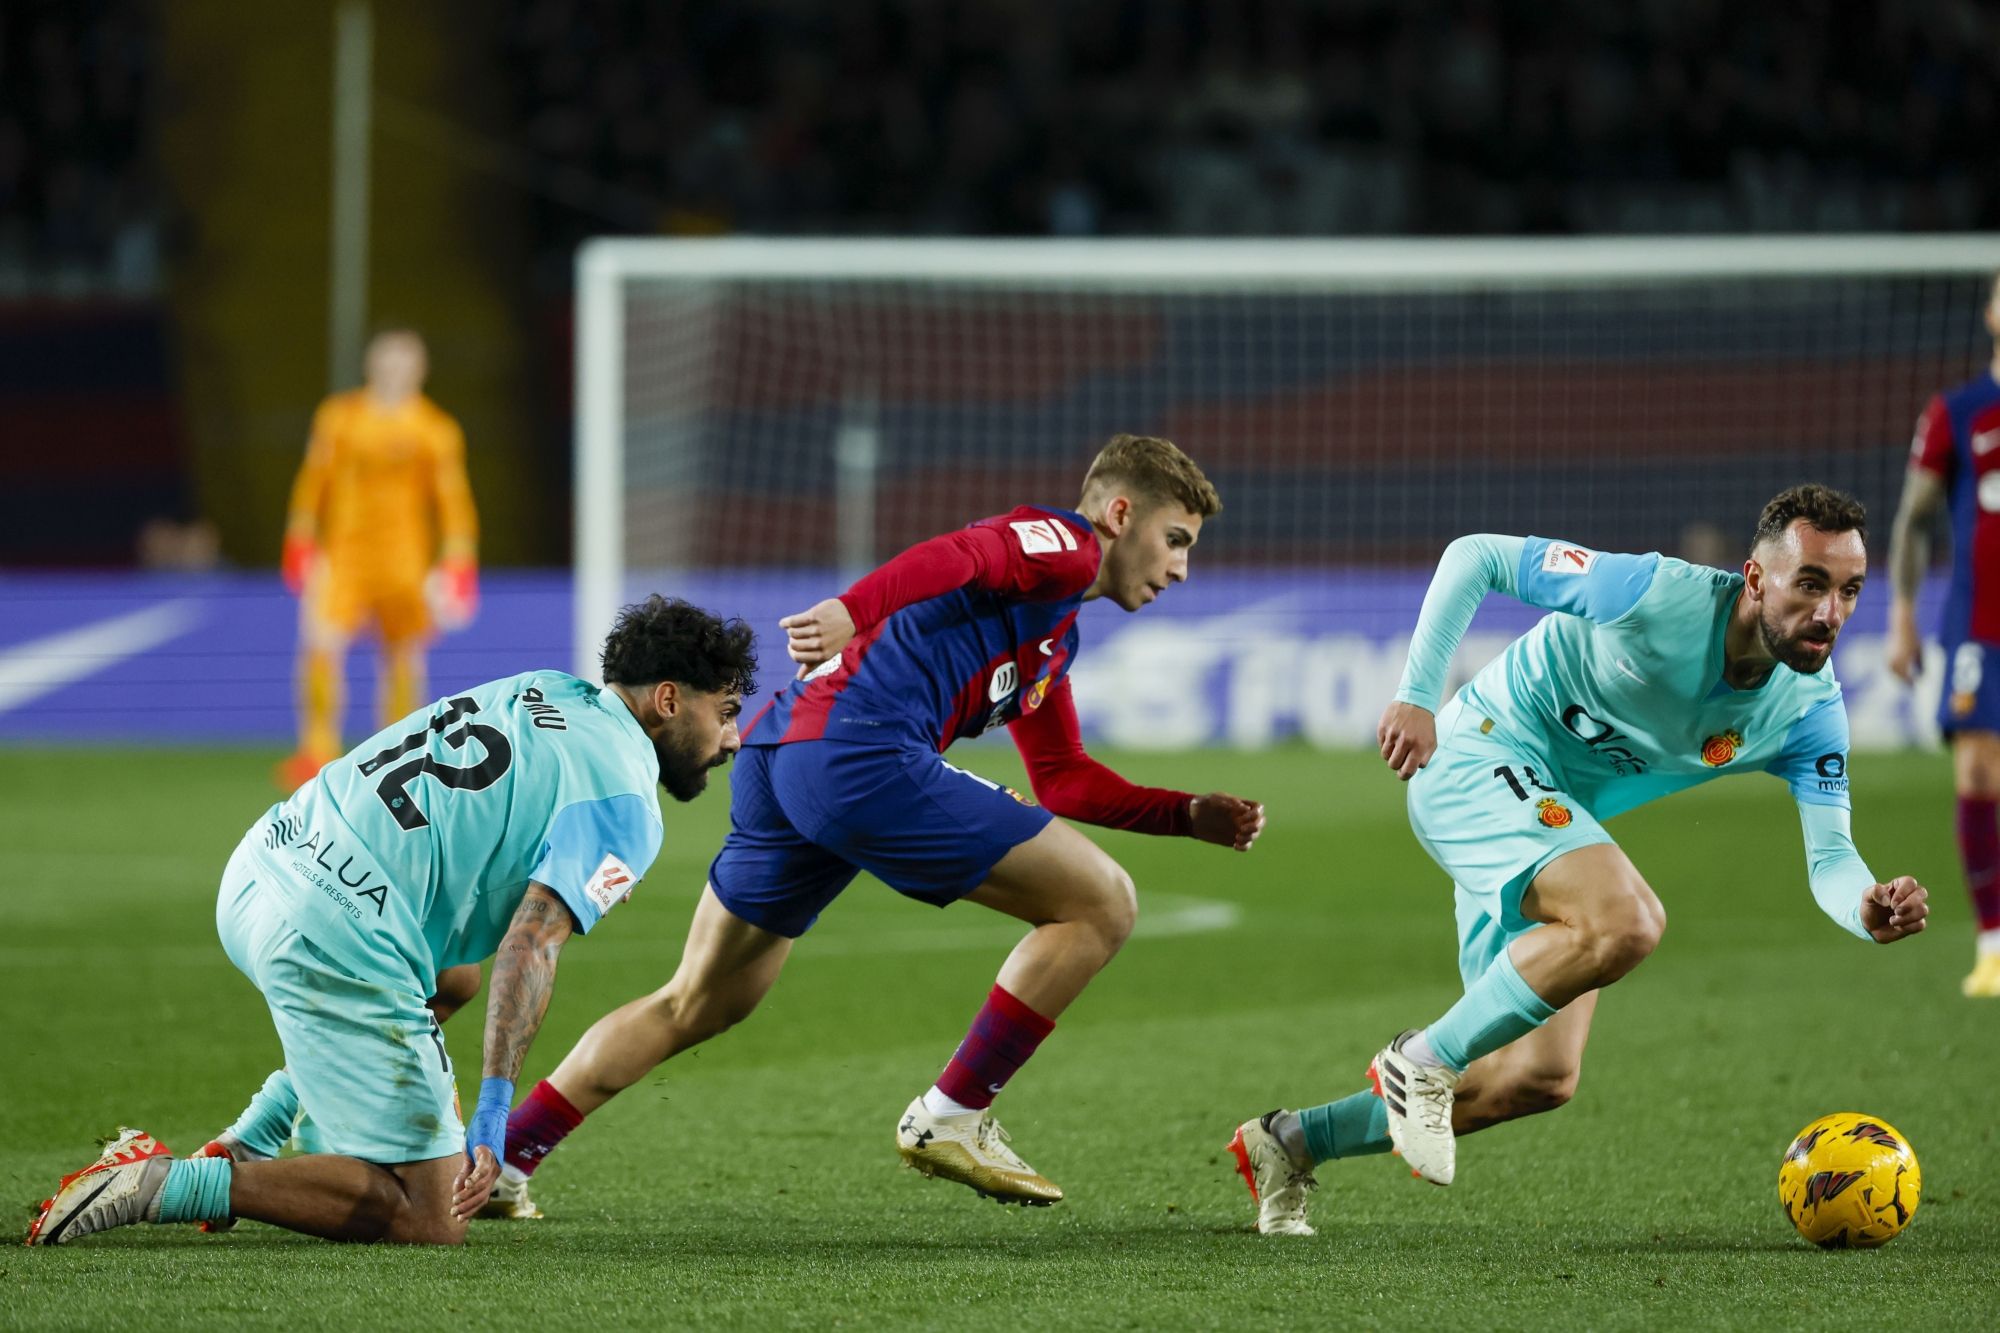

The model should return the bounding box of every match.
[582,853,637,913]
[1010,518,1077,556]
[1540,543,1600,576]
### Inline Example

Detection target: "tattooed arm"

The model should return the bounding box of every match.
[1886,467,1946,685]
[483,882,576,1082]
[452,881,576,1218]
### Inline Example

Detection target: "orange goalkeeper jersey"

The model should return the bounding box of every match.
[286,390,477,578]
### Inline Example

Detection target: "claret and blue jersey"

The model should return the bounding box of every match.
[707,503,1198,939]
[1913,371,2000,646]
[747,505,1098,752]
[1912,372,2000,734]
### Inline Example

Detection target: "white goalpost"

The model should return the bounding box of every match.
[573,234,2000,709]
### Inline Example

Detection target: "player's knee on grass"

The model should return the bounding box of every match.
[388,1210,466,1246]
[390,1162,470,1246]
[333,1164,463,1246]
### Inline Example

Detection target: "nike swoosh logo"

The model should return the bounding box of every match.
[1614,658,1649,685]
[1038,639,1055,655]
[43,1175,116,1245]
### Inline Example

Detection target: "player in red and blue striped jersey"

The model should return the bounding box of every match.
[491,435,1265,1212]
[1888,272,2000,997]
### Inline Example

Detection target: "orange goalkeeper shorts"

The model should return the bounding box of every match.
[305,567,431,644]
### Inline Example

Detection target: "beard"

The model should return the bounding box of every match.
[1759,607,1835,674]
[655,723,726,802]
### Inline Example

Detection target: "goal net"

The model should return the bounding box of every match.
[575,237,2000,747]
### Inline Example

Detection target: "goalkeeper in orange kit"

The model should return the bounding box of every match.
[279,329,479,788]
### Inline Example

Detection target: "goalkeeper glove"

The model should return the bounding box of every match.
[281,533,317,596]
[433,556,479,629]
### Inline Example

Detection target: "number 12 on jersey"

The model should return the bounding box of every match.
[357,696,514,830]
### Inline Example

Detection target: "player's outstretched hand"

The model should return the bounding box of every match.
[452,1144,500,1221]
[780,598,857,677]
[1860,876,1929,943]
[1190,793,1264,851]
[1377,701,1437,780]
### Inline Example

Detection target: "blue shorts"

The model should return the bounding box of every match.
[1939,639,2000,736]
[217,842,464,1164]
[1406,696,1613,985]
[708,740,1053,938]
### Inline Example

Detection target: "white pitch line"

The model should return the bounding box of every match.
[576,890,1242,962]
[0,891,1243,971]
[0,600,203,714]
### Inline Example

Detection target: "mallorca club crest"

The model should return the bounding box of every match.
[1536,797,1573,829]
[1700,729,1743,767]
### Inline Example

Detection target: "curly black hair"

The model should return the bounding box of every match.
[1752,484,1867,549]
[599,595,759,697]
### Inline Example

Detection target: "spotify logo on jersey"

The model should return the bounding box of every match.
[989,661,1019,702]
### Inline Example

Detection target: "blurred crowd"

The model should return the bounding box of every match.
[504,0,1999,273]
[8,0,1999,291]
[0,1,160,295]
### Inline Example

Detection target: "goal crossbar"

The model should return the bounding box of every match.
[573,234,2000,678]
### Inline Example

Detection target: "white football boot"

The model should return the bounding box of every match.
[1368,1031,1460,1186]
[26,1128,174,1246]
[1962,951,2000,998]
[895,1097,1063,1205]
[1226,1112,1317,1236]
[478,1165,544,1220]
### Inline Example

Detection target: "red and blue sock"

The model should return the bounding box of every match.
[932,985,1056,1112]
[1955,797,2000,933]
[503,1079,584,1177]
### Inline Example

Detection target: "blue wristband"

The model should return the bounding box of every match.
[468,1076,515,1160]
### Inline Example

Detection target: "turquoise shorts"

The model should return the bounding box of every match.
[1406,695,1613,985]
[216,841,464,1164]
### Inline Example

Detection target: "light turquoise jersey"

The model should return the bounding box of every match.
[1396,535,1874,937]
[243,670,664,993]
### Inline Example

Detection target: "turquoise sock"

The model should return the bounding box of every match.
[1424,948,1559,1072]
[154,1156,233,1224]
[226,1068,298,1159]
[1298,1091,1390,1165]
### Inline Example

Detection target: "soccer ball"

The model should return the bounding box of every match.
[1777,1112,1921,1248]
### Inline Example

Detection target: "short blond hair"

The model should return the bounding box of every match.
[1079,434,1221,518]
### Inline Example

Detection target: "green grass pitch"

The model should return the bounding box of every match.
[2,744,1994,1330]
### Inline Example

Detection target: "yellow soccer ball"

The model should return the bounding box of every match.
[1778,1113,1921,1248]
